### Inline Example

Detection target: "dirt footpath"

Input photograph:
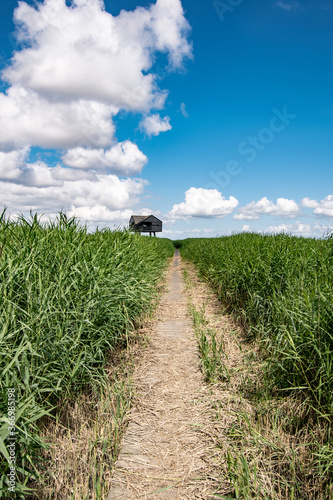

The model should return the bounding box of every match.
[108,251,223,499]
[107,249,322,500]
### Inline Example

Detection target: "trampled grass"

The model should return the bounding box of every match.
[0,211,174,496]
[179,232,333,496]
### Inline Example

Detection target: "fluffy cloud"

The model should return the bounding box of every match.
[62,141,148,175]
[3,0,191,112]
[67,206,155,224]
[0,86,116,150]
[0,148,29,180]
[234,197,300,220]
[0,0,191,151]
[302,195,333,217]
[238,222,331,238]
[0,0,192,224]
[0,148,96,185]
[140,114,172,136]
[0,172,146,216]
[265,222,331,238]
[149,0,192,68]
[168,188,239,219]
[265,222,311,235]
[67,207,134,223]
[302,197,320,209]
[0,149,146,218]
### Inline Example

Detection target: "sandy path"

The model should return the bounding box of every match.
[107,251,217,499]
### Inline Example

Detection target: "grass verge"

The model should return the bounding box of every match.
[183,259,332,499]
[0,211,174,497]
[28,325,150,499]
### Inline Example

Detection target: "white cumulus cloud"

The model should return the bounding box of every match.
[265,222,331,238]
[0,147,29,180]
[265,222,311,235]
[239,222,331,238]
[0,173,146,216]
[0,86,117,150]
[3,0,191,112]
[140,114,172,136]
[302,197,320,209]
[0,0,192,150]
[67,205,155,224]
[0,0,192,225]
[62,141,148,175]
[302,195,333,217]
[0,148,146,218]
[168,187,239,219]
[67,206,134,223]
[234,197,300,220]
[149,0,192,68]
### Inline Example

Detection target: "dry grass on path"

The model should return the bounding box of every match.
[108,252,223,499]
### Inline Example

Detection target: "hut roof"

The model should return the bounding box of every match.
[130,215,162,224]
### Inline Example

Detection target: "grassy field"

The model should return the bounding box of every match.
[178,232,333,496]
[2,218,332,497]
[0,211,174,496]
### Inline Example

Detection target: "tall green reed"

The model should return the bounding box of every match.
[179,232,333,498]
[0,211,174,494]
[179,233,333,414]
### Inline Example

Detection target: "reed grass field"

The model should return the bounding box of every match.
[178,232,333,493]
[1,214,333,498]
[0,211,174,496]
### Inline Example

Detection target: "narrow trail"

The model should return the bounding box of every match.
[106,249,318,499]
[108,251,217,499]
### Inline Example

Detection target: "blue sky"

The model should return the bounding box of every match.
[0,0,332,237]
